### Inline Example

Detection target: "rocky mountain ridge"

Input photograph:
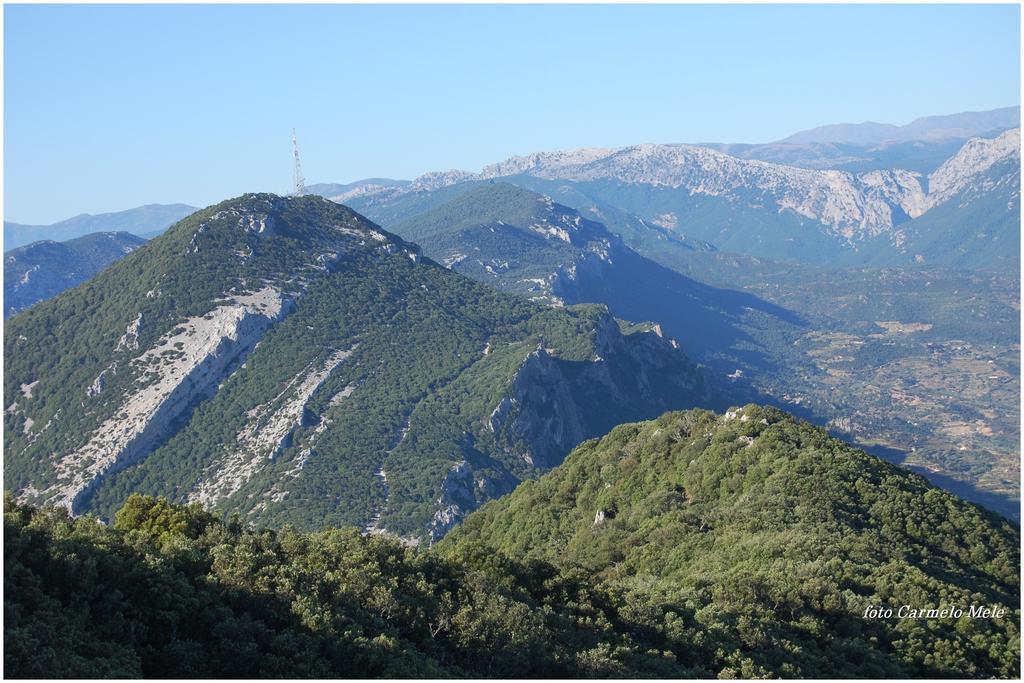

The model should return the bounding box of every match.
[926,127,1021,205]
[317,127,1019,254]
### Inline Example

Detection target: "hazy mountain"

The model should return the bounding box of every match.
[304,179,411,203]
[701,138,975,174]
[780,105,1020,145]
[4,231,147,317]
[714,107,1020,173]
[4,193,709,540]
[4,203,196,249]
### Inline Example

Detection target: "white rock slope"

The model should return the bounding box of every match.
[926,128,1021,207]
[191,346,356,506]
[48,286,291,513]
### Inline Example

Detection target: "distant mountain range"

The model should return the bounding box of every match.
[315,123,1019,273]
[4,203,196,249]
[778,106,1021,145]
[4,232,147,318]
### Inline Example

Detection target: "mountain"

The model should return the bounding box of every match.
[304,179,411,203]
[316,125,1020,271]
[780,106,1020,145]
[353,182,1021,521]
[701,138,977,174]
[4,204,196,249]
[389,183,802,367]
[702,107,1020,173]
[857,128,1021,272]
[4,231,147,317]
[3,193,709,541]
[448,405,1021,677]
[7,405,1017,677]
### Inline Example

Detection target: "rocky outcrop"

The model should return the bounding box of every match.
[488,311,706,471]
[428,460,476,541]
[488,346,589,468]
[432,313,706,537]
[190,345,356,507]
[925,128,1021,207]
[48,286,292,513]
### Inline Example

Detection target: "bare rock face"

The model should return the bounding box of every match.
[493,346,589,469]
[485,315,704,472]
[926,128,1021,207]
[444,310,707,537]
[428,460,476,541]
[47,287,292,513]
[475,144,931,242]
[190,345,356,507]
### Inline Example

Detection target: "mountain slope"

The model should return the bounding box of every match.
[4,203,196,249]
[447,405,1021,677]
[871,155,1021,272]
[390,183,804,368]
[4,193,708,540]
[4,231,147,317]
[362,182,1022,519]
[4,493,705,678]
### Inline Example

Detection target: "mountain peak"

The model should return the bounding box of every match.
[926,127,1021,204]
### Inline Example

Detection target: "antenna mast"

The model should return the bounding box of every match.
[292,128,306,196]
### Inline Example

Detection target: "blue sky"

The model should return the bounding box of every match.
[5,4,1020,224]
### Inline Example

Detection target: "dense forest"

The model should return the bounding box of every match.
[6,407,1020,678]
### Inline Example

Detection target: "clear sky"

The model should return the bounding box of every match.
[4,3,1020,224]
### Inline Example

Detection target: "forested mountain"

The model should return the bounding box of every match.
[4,204,195,249]
[3,193,709,540]
[6,406,1019,678]
[389,183,802,369]
[4,232,147,317]
[358,182,1020,521]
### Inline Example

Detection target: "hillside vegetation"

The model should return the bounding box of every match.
[448,405,1021,677]
[6,406,1019,678]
